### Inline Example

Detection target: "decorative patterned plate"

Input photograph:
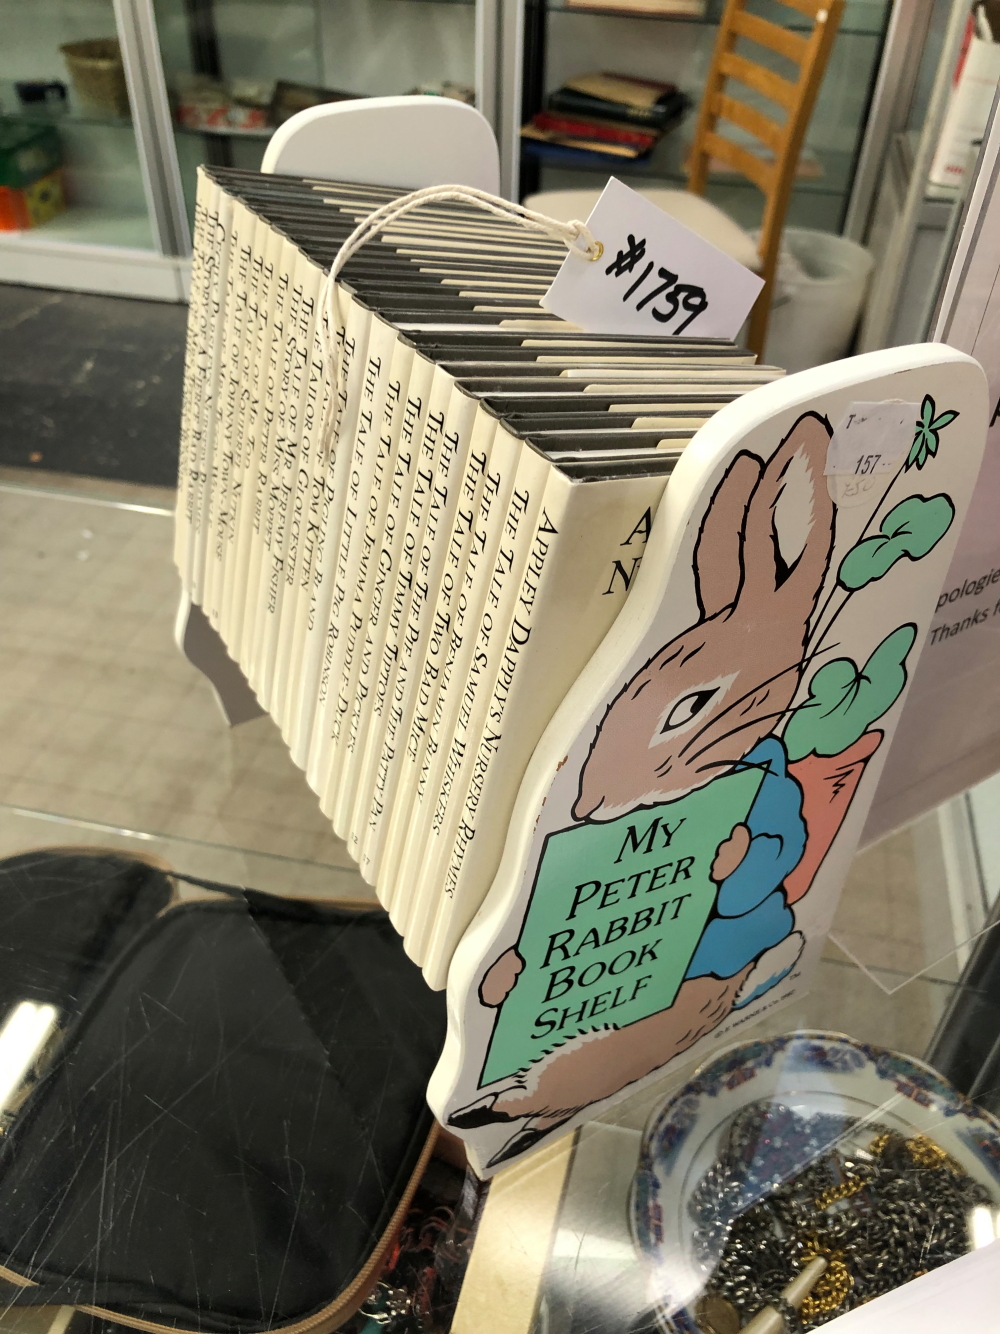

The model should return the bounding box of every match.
[630,1031,1000,1331]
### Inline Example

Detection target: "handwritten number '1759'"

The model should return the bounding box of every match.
[605,234,709,335]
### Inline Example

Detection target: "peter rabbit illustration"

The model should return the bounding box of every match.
[449,412,901,1167]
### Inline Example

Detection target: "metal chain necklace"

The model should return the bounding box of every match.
[687,1102,993,1331]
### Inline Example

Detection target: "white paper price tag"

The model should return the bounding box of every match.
[825,399,920,508]
[825,400,921,476]
[541,177,764,339]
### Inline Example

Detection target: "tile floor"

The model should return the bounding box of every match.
[0,285,186,487]
[0,464,992,995]
[0,468,370,900]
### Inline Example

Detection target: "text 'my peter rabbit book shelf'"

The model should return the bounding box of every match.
[429,343,988,1174]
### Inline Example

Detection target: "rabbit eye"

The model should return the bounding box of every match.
[661,689,717,733]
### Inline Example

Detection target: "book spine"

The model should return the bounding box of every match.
[301,315,399,785]
[270,266,339,737]
[174,167,215,587]
[409,428,523,858]
[218,209,268,646]
[325,336,415,815]
[404,444,551,959]
[224,216,283,658]
[385,426,521,939]
[326,349,430,819]
[352,379,481,870]
[297,294,374,781]
[250,248,320,709]
[421,472,669,989]
[241,235,295,678]
[344,361,454,863]
[299,304,382,789]
[190,186,235,607]
[389,434,520,939]
[379,409,498,919]
[532,113,657,147]
[283,311,338,756]
[547,90,667,128]
[203,197,251,629]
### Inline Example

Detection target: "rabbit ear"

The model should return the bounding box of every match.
[693,451,763,619]
[738,412,835,622]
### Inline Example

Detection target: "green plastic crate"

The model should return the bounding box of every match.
[0,119,62,189]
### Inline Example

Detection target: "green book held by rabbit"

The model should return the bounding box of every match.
[481,760,768,1084]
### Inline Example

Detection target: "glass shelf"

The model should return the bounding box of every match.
[2,472,998,1334]
[523,145,856,233]
[0,80,133,131]
[0,476,360,879]
[0,204,154,248]
[174,121,274,141]
[0,83,279,143]
[0,0,158,261]
[524,133,855,197]
[545,0,888,35]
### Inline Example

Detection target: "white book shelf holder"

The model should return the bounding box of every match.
[432,344,987,1174]
[173,104,990,1178]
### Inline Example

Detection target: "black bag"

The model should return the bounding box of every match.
[0,860,447,1334]
[0,848,172,1019]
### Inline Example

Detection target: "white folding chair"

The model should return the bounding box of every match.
[261,94,499,191]
[177,96,501,723]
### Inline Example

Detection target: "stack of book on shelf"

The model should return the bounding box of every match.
[178,164,783,987]
[561,0,706,15]
[521,71,689,169]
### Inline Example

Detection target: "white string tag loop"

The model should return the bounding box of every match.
[314,183,601,461]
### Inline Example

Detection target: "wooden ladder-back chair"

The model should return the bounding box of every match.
[687,0,845,352]
[525,0,843,357]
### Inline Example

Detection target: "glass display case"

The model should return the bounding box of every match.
[1,0,187,298]
[858,0,987,348]
[3,0,989,317]
[150,0,480,224]
[516,0,893,233]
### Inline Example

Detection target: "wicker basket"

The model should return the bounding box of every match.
[60,39,130,119]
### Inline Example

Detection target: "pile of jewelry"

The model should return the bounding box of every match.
[688,1102,993,1330]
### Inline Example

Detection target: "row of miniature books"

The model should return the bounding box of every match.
[175,163,785,988]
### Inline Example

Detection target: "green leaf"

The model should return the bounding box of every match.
[906,394,960,470]
[784,624,917,761]
[930,409,959,431]
[838,494,955,591]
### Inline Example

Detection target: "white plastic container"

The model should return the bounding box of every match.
[761,228,875,373]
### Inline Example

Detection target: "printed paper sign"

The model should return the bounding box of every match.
[541,177,765,340]
[867,100,1000,840]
